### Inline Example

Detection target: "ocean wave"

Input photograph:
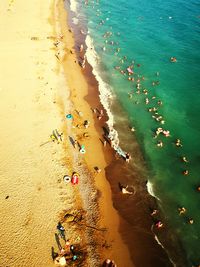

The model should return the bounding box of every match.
[146,180,160,201]
[85,34,122,152]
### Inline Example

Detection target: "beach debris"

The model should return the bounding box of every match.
[63,210,106,232]
[63,210,83,223]
[5,195,9,199]
[64,214,77,223]
[71,172,79,185]
[31,36,39,41]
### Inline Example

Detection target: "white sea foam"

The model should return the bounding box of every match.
[85,34,121,152]
[146,180,160,201]
[72,17,79,25]
[154,234,177,267]
[70,0,78,14]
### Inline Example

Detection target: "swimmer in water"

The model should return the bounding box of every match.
[151,209,158,216]
[182,156,189,163]
[170,57,177,62]
[125,152,131,163]
[157,140,163,147]
[183,170,189,175]
[178,207,186,215]
[188,218,194,224]
[155,221,163,229]
[175,139,182,147]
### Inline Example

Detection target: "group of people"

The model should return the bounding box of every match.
[54,223,78,266]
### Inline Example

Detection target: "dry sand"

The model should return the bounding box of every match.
[0,0,80,266]
[0,0,133,267]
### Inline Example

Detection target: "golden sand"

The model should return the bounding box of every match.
[0,0,133,266]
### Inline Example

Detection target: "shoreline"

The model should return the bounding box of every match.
[57,1,134,265]
[63,1,177,267]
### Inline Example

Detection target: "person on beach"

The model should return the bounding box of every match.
[57,222,66,241]
[119,183,133,195]
[83,120,90,128]
[54,256,67,266]
[98,109,104,120]
[94,166,102,174]
[102,259,117,267]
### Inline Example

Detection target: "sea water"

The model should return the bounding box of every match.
[67,0,200,265]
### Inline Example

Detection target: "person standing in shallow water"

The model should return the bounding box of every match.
[125,152,131,163]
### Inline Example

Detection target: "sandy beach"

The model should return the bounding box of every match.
[0,0,133,266]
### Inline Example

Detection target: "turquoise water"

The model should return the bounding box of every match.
[69,0,200,265]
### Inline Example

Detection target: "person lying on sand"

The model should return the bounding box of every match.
[119,183,133,195]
